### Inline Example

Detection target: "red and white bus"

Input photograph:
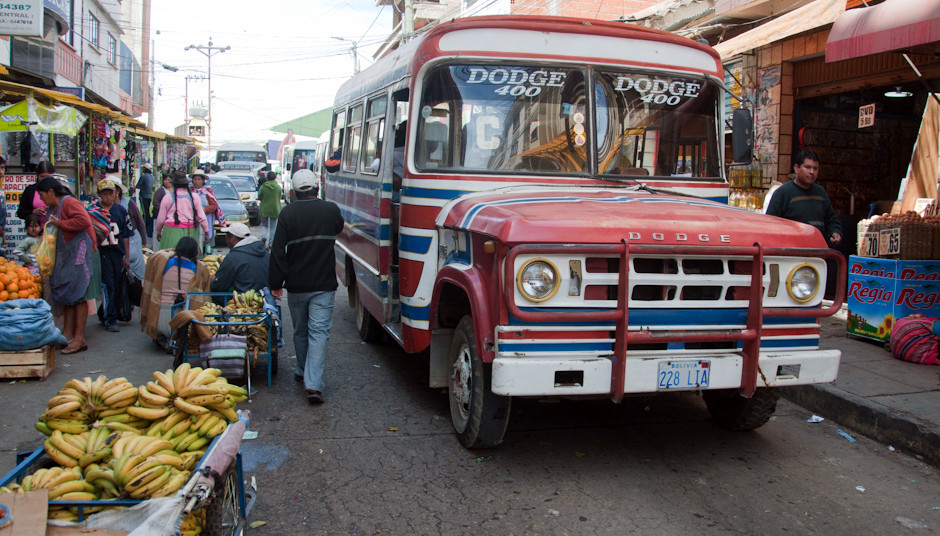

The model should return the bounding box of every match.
[325,16,845,448]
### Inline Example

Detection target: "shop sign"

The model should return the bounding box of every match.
[2,174,36,245]
[858,103,875,128]
[0,2,43,37]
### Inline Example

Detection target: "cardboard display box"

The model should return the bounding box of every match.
[847,256,940,341]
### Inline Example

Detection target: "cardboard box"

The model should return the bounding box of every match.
[847,256,940,341]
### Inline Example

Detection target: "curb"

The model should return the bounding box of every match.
[782,384,940,468]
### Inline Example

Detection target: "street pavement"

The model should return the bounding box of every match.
[1,286,938,479]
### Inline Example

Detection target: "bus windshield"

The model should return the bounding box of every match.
[217,151,266,163]
[415,63,721,179]
[292,149,318,172]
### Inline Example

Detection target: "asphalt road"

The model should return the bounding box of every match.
[2,281,939,535]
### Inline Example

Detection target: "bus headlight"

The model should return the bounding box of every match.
[786,264,820,303]
[517,259,559,302]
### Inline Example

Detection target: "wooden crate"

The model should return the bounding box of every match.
[0,346,55,381]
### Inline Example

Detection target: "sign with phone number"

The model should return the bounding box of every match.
[0,1,42,37]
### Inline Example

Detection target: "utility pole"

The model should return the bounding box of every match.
[184,75,207,122]
[332,36,360,74]
[184,39,230,150]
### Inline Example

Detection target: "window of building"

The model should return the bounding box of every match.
[107,33,116,64]
[89,14,99,48]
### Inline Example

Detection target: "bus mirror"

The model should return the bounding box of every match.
[732,109,753,164]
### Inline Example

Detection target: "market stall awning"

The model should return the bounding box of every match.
[0,97,87,135]
[825,0,940,62]
[712,0,844,60]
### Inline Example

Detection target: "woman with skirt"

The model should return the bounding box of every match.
[154,170,209,252]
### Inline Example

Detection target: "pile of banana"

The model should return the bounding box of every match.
[7,364,247,526]
[194,290,271,354]
[36,376,140,436]
[202,254,224,276]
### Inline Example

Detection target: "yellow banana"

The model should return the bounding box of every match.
[153,370,176,395]
[47,393,82,408]
[187,437,210,452]
[196,415,221,436]
[78,448,111,468]
[140,439,174,458]
[173,363,192,393]
[180,451,203,471]
[99,412,136,424]
[35,421,53,436]
[177,382,222,398]
[146,380,172,398]
[85,467,117,485]
[153,452,186,470]
[49,430,85,460]
[205,419,227,439]
[92,478,119,499]
[160,410,189,432]
[64,378,90,395]
[114,454,147,487]
[128,469,172,499]
[174,397,210,415]
[184,393,226,407]
[44,400,83,419]
[127,406,171,420]
[101,378,133,399]
[138,385,171,407]
[172,418,193,436]
[175,432,201,452]
[48,509,79,521]
[212,405,238,422]
[190,412,211,430]
[97,407,127,418]
[124,463,168,493]
[45,419,90,434]
[152,469,190,497]
[104,386,139,408]
[45,467,82,488]
[47,479,88,499]
[44,441,78,468]
[55,491,98,502]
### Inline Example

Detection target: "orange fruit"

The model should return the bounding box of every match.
[0,290,8,301]
[6,283,18,293]
[8,291,18,300]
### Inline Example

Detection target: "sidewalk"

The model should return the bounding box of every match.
[782,306,940,467]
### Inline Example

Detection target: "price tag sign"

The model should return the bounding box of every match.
[858,232,879,257]
[859,103,876,128]
[879,227,900,256]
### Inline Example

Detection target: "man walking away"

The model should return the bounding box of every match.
[258,170,282,245]
[211,222,269,294]
[136,163,155,239]
[268,169,344,404]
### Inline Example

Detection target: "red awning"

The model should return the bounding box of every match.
[826,0,940,62]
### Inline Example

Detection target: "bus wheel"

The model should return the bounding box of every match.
[703,387,780,431]
[448,316,510,448]
[355,291,383,342]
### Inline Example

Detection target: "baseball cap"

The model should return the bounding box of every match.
[97,178,118,192]
[291,169,318,192]
[222,222,251,239]
[142,163,153,170]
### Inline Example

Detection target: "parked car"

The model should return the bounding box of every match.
[214,171,260,226]
[207,176,250,246]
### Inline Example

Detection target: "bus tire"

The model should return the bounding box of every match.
[355,291,384,343]
[703,387,779,431]
[449,316,510,448]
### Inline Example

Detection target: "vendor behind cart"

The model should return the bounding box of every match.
[210,222,269,295]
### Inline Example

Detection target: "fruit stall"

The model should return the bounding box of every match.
[0,364,254,535]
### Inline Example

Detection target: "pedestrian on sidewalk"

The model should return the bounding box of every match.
[36,177,100,355]
[268,169,344,404]
[765,149,842,246]
[135,163,155,239]
[154,171,210,252]
[191,170,220,254]
[258,170,282,245]
[16,160,55,224]
[94,178,131,332]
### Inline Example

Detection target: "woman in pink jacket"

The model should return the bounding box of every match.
[154,171,210,251]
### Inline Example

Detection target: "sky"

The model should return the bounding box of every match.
[149,0,393,148]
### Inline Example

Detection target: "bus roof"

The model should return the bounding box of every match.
[335,15,722,106]
[216,142,266,152]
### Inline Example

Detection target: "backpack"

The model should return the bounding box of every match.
[86,204,111,245]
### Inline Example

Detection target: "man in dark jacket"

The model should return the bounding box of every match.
[211,222,269,293]
[269,169,344,404]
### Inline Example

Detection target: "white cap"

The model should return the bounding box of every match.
[291,169,318,192]
[222,222,251,239]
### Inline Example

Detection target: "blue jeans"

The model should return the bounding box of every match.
[262,217,277,243]
[288,291,334,392]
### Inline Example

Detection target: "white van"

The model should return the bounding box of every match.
[281,138,321,203]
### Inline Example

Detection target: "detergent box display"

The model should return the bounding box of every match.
[846,256,940,341]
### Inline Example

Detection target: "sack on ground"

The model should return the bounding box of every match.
[0,298,67,351]
[36,222,57,277]
[889,315,940,365]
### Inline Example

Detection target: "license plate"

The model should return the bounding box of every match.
[657,360,710,390]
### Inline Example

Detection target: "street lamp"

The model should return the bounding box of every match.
[332,36,360,74]
[185,39,230,149]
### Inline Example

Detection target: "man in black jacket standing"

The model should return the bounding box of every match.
[211,222,269,293]
[268,169,344,404]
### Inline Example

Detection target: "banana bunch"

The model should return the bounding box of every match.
[109,452,191,500]
[196,300,223,318]
[180,509,205,536]
[202,254,224,277]
[231,289,263,310]
[4,466,97,501]
[135,363,247,425]
[225,290,269,352]
[43,427,124,469]
[144,410,228,457]
[35,376,138,436]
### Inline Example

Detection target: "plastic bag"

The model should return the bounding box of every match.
[0,298,67,351]
[114,268,133,322]
[36,222,57,277]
